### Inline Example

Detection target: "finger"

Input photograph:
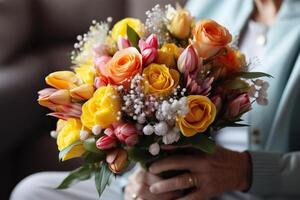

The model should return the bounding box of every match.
[145,170,162,185]
[150,173,196,194]
[149,155,197,174]
[176,190,205,200]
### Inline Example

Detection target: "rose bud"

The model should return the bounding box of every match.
[70,83,94,101]
[168,9,192,39]
[226,93,251,119]
[96,135,116,150]
[117,36,131,50]
[38,88,71,108]
[177,44,201,73]
[113,122,138,146]
[139,34,158,66]
[106,148,128,174]
[45,71,79,90]
[211,96,222,113]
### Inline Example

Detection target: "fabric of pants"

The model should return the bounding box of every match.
[10,172,123,200]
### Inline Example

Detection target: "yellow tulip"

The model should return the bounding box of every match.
[168,9,192,39]
[111,18,144,41]
[81,85,121,129]
[57,118,85,161]
[70,84,94,101]
[156,43,181,68]
[143,63,179,97]
[177,95,216,137]
[46,71,79,90]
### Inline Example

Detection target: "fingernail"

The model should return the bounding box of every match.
[149,185,157,194]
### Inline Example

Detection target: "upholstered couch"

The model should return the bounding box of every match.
[0,0,187,198]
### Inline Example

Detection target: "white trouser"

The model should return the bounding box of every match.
[10,172,123,200]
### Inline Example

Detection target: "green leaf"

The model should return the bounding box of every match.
[59,140,82,161]
[83,138,103,153]
[233,72,273,79]
[57,165,91,189]
[95,164,112,197]
[175,134,216,154]
[224,78,250,90]
[127,25,140,49]
[84,152,106,164]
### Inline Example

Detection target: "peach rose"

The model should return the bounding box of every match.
[213,46,246,73]
[100,47,142,88]
[193,19,232,58]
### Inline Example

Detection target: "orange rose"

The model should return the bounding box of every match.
[213,46,246,73]
[101,47,142,88]
[193,19,232,58]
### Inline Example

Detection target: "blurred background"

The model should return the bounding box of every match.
[0,0,186,198]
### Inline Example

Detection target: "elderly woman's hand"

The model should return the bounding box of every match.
[124,168,181,200]
[148,146,252,200]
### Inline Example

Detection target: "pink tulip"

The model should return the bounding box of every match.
[47,103,82,120]
[226,93,251,119]
[211,96,222,113]
[113,122,139,146]
[96,135,117,150]
[117,36,131,50]
[139,34,158,66]
[177,44,202,74]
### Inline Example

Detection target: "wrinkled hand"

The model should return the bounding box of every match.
[148,146,252,200]
[124,168,181,200]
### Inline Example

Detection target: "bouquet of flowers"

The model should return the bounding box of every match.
[38,4,271,197]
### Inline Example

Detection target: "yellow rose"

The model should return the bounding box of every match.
[57,118,85,161]
[45,71,79,90]
[156,43,181,68]
[75,63,95,85]
[143,63,180,97]
[177,95,216,137]
[81,85,121,129]
[168,9,192,39]
[111,18,143,41]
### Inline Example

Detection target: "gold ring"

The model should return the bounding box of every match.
[188,174,195,187]
[132,193,138,200]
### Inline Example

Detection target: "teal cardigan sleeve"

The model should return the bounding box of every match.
[249,151,300,196]
[249,54,300,196]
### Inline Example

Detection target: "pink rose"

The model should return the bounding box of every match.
[226,93,251,119]
[94,55,111,76]
[139,34,158,66]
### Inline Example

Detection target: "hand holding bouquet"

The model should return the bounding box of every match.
[38,4,271,197]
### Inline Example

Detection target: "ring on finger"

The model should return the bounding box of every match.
[132,193,138,200]
[188,174,197,188]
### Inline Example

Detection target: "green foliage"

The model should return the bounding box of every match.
[127,25,140,50]
[83,138,103,153]
[58,140,82,161]
[174,134,216,154]
[95,164,112,197]
[223,78,250,90]
[233,71,273,79]
[84,152,106,164]
[57,165,91,189]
